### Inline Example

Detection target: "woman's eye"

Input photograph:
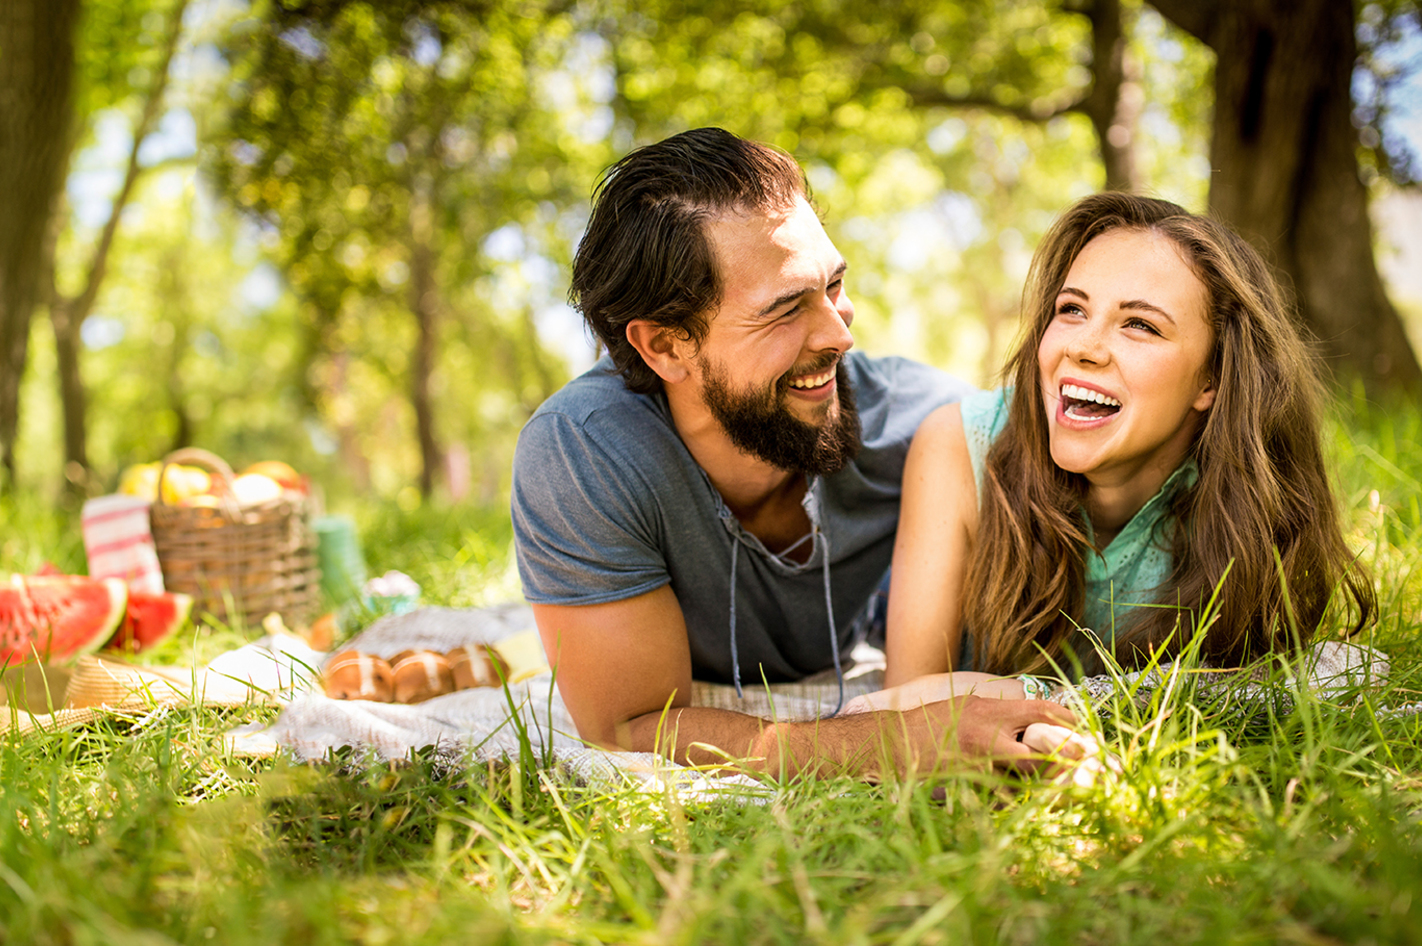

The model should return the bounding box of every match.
[1125,317,1160,334]
[1055,302,1084,318]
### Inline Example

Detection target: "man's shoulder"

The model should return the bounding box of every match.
[515,357,690,498]
[846,350,970,392]
[846,351,977,452]
[528,357,658,427]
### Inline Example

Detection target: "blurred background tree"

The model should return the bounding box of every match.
[4,0,1419,509]
[208,0,597,499]
[0,0,80,488]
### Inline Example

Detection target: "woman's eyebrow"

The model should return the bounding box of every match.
[1057,287,1176,325]
[1120,298,1176,325]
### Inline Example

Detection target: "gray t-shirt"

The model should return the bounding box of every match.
[511,351,973,685]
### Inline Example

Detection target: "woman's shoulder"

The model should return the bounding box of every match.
[959,387,1011,434]
[958,387,1012,492]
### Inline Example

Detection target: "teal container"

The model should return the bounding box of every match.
[314,515,368,606]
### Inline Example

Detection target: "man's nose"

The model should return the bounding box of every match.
[810,292,855,353]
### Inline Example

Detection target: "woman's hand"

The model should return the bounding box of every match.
[1020,721,1121,787]
[844,671,1027,714]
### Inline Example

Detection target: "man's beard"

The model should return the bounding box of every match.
[699,356,861,475]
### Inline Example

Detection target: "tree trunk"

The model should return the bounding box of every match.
[48,0,188,491]
[1082,0,1140,192]
[0,0,79,488]
[1154,0,1422,394]
[158,245,194,453]
[408,175,442,500]
[50,298,88,475]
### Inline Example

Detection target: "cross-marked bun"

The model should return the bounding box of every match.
[322,651,394,702]
[391,650,457,704]
[447,643,508,689]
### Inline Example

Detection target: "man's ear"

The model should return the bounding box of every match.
[626,320,693,384]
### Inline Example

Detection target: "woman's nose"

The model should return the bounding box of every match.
[1066,321,1109,365]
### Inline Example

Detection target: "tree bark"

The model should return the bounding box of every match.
[1081,0,1140,192]
[49,0,188,491]
[407,173,443,500]
[0,0,80,489]
[1153,0,1422,393]
[50,288,88,475]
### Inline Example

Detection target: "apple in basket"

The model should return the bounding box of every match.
[242,460,307,495]
[230,472,283,507]
[118,462,211,504]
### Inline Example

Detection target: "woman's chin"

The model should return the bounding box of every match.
[1048,446,1095,476]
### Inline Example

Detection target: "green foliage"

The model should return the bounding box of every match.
[13,0,1226,496]
[73,0,182,122]
[207,0,598,497]
[1356,0,1422,186]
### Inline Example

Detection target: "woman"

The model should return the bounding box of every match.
[858,193,1374,710]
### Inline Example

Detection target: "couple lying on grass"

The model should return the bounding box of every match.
[511,128,1375,781]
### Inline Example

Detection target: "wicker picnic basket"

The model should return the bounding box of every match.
[149,448,321,629]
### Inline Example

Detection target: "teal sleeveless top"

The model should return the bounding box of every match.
[959,388,1196,658]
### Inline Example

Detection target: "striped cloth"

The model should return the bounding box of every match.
[82,494,164,593]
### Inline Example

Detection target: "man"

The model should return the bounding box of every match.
[512,128,1074,778]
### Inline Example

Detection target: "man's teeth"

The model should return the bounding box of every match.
[790,368,835,389]
[1061,383,1121,407]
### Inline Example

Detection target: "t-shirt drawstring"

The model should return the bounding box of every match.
[727,525,846,717]
[819,526,846,717]
[729,538,743,698]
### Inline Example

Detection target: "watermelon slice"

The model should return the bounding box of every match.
[105,591,193,654]
[0,575,128,666]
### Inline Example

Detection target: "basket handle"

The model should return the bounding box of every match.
[155,447,242,519]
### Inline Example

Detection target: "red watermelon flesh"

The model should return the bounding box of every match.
[105,591,193,654]
[0,575,128,666]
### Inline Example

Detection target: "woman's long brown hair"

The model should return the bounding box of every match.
[965,193,1376,675]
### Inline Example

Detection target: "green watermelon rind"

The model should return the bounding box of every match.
[0,575,128,667]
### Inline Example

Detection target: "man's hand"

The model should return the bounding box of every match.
[533,588,1088,781]
[746,694,1080,780]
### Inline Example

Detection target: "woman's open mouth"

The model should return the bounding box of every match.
[1060,382,1121,420]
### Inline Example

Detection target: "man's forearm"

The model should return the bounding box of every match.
[618,702,975,780]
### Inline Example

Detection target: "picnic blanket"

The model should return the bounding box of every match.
[222,604,889,795]
[225,606,1406,774]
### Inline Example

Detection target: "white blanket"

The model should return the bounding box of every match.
[222,605,1407,794]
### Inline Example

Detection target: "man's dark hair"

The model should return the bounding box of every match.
[570,127,808,394]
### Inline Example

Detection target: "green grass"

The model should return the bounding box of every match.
[3,395,1422,944]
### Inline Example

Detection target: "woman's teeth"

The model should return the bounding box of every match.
[1061,383,1121,407]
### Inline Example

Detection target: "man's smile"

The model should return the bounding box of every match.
[789,365,837,390]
